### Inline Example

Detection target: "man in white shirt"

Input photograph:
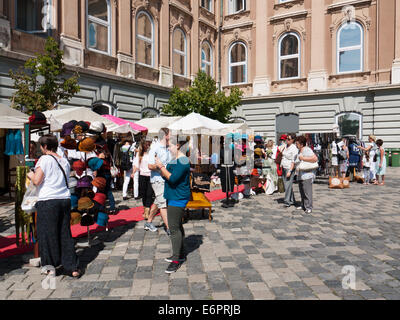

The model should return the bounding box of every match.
[146,128,172,234]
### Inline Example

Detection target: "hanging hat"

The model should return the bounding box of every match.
[88,157,104,171]
[70,212,82,226]
[280,134,288,141]
[80,213,94,227]
[89,121,106,134]
[78,137,96,152]
[95,212,109,227]
[29,111,47,125]
[78,197,94,211]
[60,136,77,150]
[254,148,263,157]
[93,192,106,206]
[92,177,106,191]
[254,135,263,142]
[76,176,93,189]
[73,121,90,134]
[72,160,86,176]
[61,121,77,138]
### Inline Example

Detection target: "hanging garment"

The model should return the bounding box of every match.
[4,130,24,156]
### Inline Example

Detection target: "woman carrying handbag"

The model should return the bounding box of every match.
[295,135,319,214]
[27,134,81,278]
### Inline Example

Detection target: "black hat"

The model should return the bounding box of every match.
[28,111,47,125]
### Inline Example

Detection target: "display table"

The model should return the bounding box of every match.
[185,191,212,222]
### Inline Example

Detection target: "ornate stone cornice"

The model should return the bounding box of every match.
[269,10,308,23]
[273,0,304,10]
[327,0,372,13]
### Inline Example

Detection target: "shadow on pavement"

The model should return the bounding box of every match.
[184,234,203,256]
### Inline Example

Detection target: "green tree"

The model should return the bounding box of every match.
[162,70,243,123]
[9,37,80,115]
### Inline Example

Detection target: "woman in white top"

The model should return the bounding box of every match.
[132,138,154,220]
[27,135,80,278]
[280,133,299,207]
[357,135,378,183]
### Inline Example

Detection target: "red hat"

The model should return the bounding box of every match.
[72,160,86,176]
[93,192,106,206]
[280,134,288,141]
[92,177,106,190]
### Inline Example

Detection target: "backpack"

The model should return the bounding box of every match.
[120,151,132,171]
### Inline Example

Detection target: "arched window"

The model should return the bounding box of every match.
[336,112,362,139]
[201,41,213,76]
[136,11,154,67]
[87,0,111,54]
[337,22,363,73]
[279,33,300,80]
[229,42,247,84]
[92,102,115,115]
[173,28,187,76]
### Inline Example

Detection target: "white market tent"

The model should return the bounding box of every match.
[0,103,29,129]
[135,116,182,135]
[167,113,230,135]
[43,107,137,134]
[220,122,251,135]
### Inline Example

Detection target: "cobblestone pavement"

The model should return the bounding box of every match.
[0,168,400,300]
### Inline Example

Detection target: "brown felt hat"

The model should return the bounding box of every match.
[78,197,94,211]
[92,177,106,190]
[60,136,77,150]
[70,212,82,226]
[78,137,96,152]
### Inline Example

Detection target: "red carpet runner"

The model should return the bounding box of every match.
[0,185,245,259]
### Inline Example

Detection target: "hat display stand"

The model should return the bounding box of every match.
[73,130,103,249]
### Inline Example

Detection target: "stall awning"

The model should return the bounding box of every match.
[101,115,147,135]
[43,107,137,133]
[135,116,182,134]
[168,113,230,135]
[0,104,29,129]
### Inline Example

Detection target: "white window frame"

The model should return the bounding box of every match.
[228,0,246,14]
[201,41,213,77]
[335,112,363,139]
[337,21,363,74]
[279,0,292,3]
[86,0,112,56]
[228,41,248,85]
[201,0,213,12]
[172,28,187,77]
[278,32,301,80]
[136,11,154,68]
[15,0,52,34]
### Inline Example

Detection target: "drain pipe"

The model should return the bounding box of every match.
[218,0,223,91]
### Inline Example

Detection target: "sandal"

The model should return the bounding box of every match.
[65,269,82,279]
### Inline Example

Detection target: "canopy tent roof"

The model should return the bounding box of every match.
[101,114,147,135]
[43,107,137,134]
[167,113,230,135]
[220,122,251,135]
[0,104,29,129]
[135,116,182,135]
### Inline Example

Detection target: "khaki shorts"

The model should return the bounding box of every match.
[151,180,167,209]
